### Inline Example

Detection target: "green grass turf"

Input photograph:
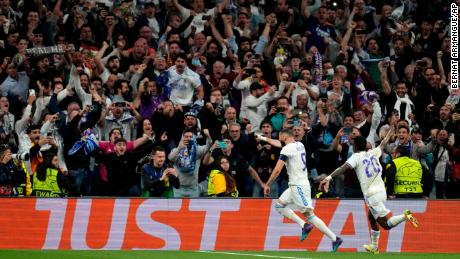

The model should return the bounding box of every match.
[0,250,459,259]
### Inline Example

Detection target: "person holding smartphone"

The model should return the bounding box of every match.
[203,138,265,197]
[265,96,291,132]
[235,65,270,122]
[168,129,212,197]
[0,145,27,197]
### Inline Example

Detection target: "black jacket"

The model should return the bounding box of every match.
[142,163,180,197]
[94,141,154,196]
[49,95,102,170]
[0,161,26,196]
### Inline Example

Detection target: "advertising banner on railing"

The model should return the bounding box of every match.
[0,198,459,252]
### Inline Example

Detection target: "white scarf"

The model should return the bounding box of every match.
[394,94,414,126]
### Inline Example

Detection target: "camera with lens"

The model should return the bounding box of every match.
[214,103,223,114]
[88,104,99,112]
[355,29,366,35]
[244,68,256,75]
[12,153,30,161]
[416,60,427,67]
[326,1,338,10]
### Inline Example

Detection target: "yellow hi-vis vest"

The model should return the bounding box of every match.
[32,168,63,197]
[18,162,32,197]
[393,156,423,194]
[208,170,238,197]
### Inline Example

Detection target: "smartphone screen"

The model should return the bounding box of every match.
[218,141,228,149]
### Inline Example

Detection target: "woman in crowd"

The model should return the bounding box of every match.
[32,153,70,197]
[208,156,238,197]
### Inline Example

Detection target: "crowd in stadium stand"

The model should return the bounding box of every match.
[0,0,459,199]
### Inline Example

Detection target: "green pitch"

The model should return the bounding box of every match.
[0,250,459,259]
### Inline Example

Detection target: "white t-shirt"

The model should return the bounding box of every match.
[280,142,311,187]
[100,68,124,84]
[292,84,319,111]
[179,7,216,37]
[147,17,160,39]
[167,66,201,106]
[346,147,386,197]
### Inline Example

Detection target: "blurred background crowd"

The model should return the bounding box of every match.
[0,0,458,199]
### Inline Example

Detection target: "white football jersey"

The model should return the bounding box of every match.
[280,142,310,187]
[346,147,386,197]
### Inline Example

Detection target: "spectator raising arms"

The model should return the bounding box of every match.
[0,0,457,199]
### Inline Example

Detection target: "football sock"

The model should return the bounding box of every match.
[275,203,305,227]
[308,214,337,241]
[387,214,406,228]
[371,230,380,248]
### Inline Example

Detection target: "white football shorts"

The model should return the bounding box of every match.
[365,191,390,219]
[279,185,314,213]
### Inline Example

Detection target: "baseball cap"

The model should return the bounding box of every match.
[184,111,197,118]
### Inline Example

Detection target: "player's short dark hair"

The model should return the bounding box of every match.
[280,128,293,137]
[353,136,367,152]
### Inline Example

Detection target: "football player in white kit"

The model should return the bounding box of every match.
[258,129,343,252]
[320,128,420,254]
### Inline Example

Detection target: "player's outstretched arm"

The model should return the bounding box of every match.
[263,159,285,196]
[255,134,282,148]
[319,163,352,193]
[266,159,285,186]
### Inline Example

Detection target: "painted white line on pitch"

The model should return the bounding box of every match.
[197,251,319,259]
